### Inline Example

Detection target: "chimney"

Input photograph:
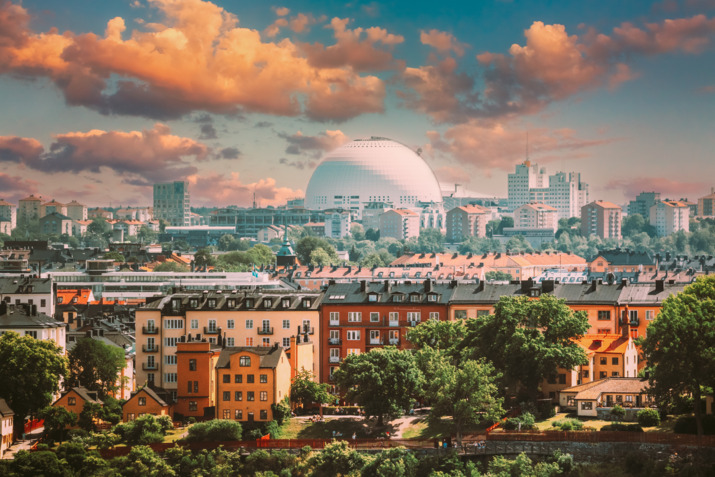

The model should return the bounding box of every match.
[521,278,534,293]
[654,279,664,293]
[620,278,628,287]
[384,280,391,293]
[424,279,433,293]
[360,280,368,293]
[542,280,555,294]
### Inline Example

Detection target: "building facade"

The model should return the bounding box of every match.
[627,191,660,218]
[697,190,715,218]
[17,194,43,228]
[445,204,490,242]
[324,210,351,239]
[65,200,88,222]
[379,209,419,240]
[153,181,191,227]
[0,200,16,232]
[650,200,690,236]
[581,200,622,239]
[514,202,558,231]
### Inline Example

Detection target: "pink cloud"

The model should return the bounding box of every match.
[604,177,709,199]
[281,129,350,157]
[420,29,467,56]
[0,136,44,162]
[187,172,303,207]
[0,1,386,121]
[432,165,471,184]
[0,172,39,203]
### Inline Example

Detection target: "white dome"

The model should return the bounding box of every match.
[305,137,443,216]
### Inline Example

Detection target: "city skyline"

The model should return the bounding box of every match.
[0,0,714,208]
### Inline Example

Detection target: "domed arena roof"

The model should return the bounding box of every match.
[304,137,443,217]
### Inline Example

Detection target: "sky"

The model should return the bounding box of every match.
[0,0,714,209]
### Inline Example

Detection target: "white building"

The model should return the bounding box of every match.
[0,276,55,316]
[324,210,351,239]
[507,161,547,211]
[514,202,558,232]
[0,200,16,232]
[650,200,690,236]
[0,302,66,354]
[153,181,190,226]
[508,161,589,219]
[66,200,88,222]
[115,207,151,222]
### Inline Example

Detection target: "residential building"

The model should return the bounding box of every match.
[215,345,291,422]
[17,194,43,227]
[650,200,690,236]
[115,207,151,222]
[362,202,392,231]
[319,280,453,385]
[40,200,67,218]
[627,191,660,218]
[697,189,715,218]
[65,200,88,222]
[303,222,326,237]
[0,276,55,316]
[529,171,589,220]
[52,386,102,423]
[0,302,66,353]
[72,219,92,236]
[113,220,144,237]
[257,225,284,243]
[379,209,419,240]
[508,161,547,211]
[588,249,656,275]
[209,207,326,238]
[0,399,13,457]
[0,218,11,236]
[445,204,490,242]
[174,339,221,419]
[514,202,558,232]
[0,199,16,232]
[324,210,351,239]
[87,208,114,220]
[581,201,622,239]
[39,212,73,236]
[122,386,171,422]
[153,181,191,227]
[417,201,445,231]
[134,290,321,398]
[161,226,237,248]
[559,378,654,418]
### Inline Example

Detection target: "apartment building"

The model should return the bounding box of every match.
[379,209,419,240]
[0,276,55,317]
[174,340,221,419]
[17,194,43,227]
[39,212,73,236]
[319,280,453,385]
[324,210,351,239]
[581,200,622,239]
[40,200,67,218]
[514,202,558,232]
[650,200,690,236]
[697,189,715,217]
[445,204,490,242]
[135,290,321,399]
[0,199,16,234]
[65,200,88,222]
[153,181,191,227]
[628,191,660,218]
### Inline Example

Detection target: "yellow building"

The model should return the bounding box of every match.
[215,345,291,422]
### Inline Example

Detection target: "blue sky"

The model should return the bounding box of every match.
[0,0,713,208]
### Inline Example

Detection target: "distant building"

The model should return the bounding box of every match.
[508,161,588,219]
[508,161,547,211]
[88,208,114,220]
[445,204,490,242]
[559,378,653,418]
[514,202,558,232]
[162,226,236,248]
[650,200,689,236]
[362,202,393,231]
[52,386,102,423]
[153,181,190,227]
[0,302,66,354]
[0,399,13,457]
[65,200,88,222]
[698,189,715,217]
[417,201,445,231]
[210,207,326,238]
[627,192,660,218]
[39,212,73,236]
[588,249,656,275]
[115,207,150,222]
[581,200,622,239]
[379,209,419,240]
[40,200,67,218]
[324,210,351,239]
[0,199,16,232]
[17,194,43,228]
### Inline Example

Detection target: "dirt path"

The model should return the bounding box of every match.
[389,416,421,439]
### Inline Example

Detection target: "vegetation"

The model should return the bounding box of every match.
[40,406,77,444]
[185,419,243,442]
[551,418,584,431]
[113,414,173,445]
[290,370,334,410]
[503,412,537,431]
[212,244,276,271]
[636,409,661,427]
[153,261,190,272]
[0,332,69,436]
[67,337,126,399]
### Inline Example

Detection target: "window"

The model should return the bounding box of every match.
[207,319,217,332]
[247,375,255,384]
[348,312,361,322]
[330,312,339,324]
[247,392,255,401]
[407,312,420,322]
[164,319,183,329]
[226,337,235,346]
[260,391,268,401]
[164,373,177,383]
[583,370,589,378]
[235,409,243,420]
[188,381,193,393]
[260,410,268,420]
[138,397,146,406]
[223,374,231,383]
[370,312,380,322]
[347,349,360,356]
[283,337,290,347]
[454,310,467,319]
[612,357,619,365]
[193,381,198,393]
[189,359,197,371]
[262,338,270,347]
[235,391,242,401]
[240,356,251,367]
[165,355,177,365]
[283,319,290,329]
[246,319,253,329]
[264,298,272,308]
[612,371,620,377]
[629,310,638,321]
[389,312,399,323]
[566,396,575,406]
[164,337,178,347]
[41,299,46,307]
[410,294,420,302]
[223,391,230,401]
[227,320,235,329]
[282,298,291,308]
[558,374,566,385]
[581,402,593,410]
[347,330,361,340]
[190,319,198,329]
[302,298,311,308]
[245,298,254,308]
[234,374,243,383]
[598,311,611,321]
[223,409,230,419]
[208,299,217,308]
[600,357,607,365]
[625,395,633,403]
[599,371,607,379]
[189,401,197,411]
[368,293,378,302]
[190,299,198,308]
[430,312,439,321]
[427,294,437,302]
[260,374,268,383]
[597,328,611,334]
[616,394,623,402]
[245,337,253,346]
[646,310,654,321]
[68,397,76,406]
[227,299,236,308]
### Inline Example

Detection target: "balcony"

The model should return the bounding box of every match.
[328,338,342,345]
[329,320,340,327]
[142,345,158,353]
[257,327,274,335]
[368,337,384,346]
[203,326,219,335]
[630,317,640,327]
[388,338,400,345]
[142,326,158,334]
[388,320,399,327]
[408,320,420,327]
[142,362,158,370]
[329,356,341,363]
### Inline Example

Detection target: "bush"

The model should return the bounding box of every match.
[502,412,536,430]
[113,414,170,445]
[637,408,661,427]
[185,419,242,442]
[551,418,584,431]
[601,423,644,432]
[673,415,715,435]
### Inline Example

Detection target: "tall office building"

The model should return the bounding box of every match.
[508,162,588,219]
[507,161,547,211]
[153,181,190,226]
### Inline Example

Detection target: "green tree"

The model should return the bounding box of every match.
[459,294,589,402]
[0,332,68,437]
[114,414,172,445]
[103,251,126,262]
[365,228,380,241]
[87,217,110,235]
[78,401,103,431]
[487,452,562,477]
[11,450,69,477]
[362,447,419,477]
[154,261,190,272]
[306,440,367,477]
[610,404,625,424]
[426,358,504,446]
[406,319,465,352]
[484,270,513,281]
[218,233,236,251]
[458,236,504,254]
[68,337,126,399]
[193,248,215,269]
[296,236,339,264]
[310,248,334,266]
[40,405,77,444]
[639,275,715,436]
[333,347,423,425]
[505,234,533,253]
[110,445,176,476]
[416,228,445,253]
[290,370,333,410]
[351,223,366,241]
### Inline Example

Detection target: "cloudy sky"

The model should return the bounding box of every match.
[1,0,714,208]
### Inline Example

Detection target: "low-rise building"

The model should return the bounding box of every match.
[122,386,171,422]
[588,249,656,275]
[52,386,103,423]
[0,276,55,316]
[559,377,654,418]
[0,302,65,353]
[0,399,14,457]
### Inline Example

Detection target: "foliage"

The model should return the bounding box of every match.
[68,337,126,399]
[100,396,124,425]
[457,236,504,253]
[114,414,172,445]
[610,404,626,423]
[306,440,368,477]
[185,419,242,442]
[40,405,77,444]
[365,228,380,241]
[636,408,661,427]
[487,452,562,477]
[333,347,423,425]
[0,331,69,436]
[362,447,419,477]
[601,423,644,432]
[193,248,215,268]
[415,228,445,253]
[153,261,190,272]
[458,294,589,402]
[503,412,536,431]
[290,370,333,409]
[10,450,69,477]
[103,251,126,262]
[484,270,513,282]
[296,236,339,264]
[78,401,102,431]
[213,244,276,271]
[551,418,584,431]
[241,449,299,476]
[505,234,534,253]
[110,445,176,477]
[639,275,715,436]
[673,415,715,435]
[406,319,465,352]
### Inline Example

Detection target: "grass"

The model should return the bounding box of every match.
[401,417,489,439]
[164,424,191,443]
[533,412,678,432]
[281,417,394,439]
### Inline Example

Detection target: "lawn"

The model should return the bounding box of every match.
[534,412,676,432]
[281,417,396,439]
[401,417,489,439]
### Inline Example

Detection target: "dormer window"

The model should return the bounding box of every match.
[529,289,540,297]
[410,294,420,303]
[172,298,181,311]
[227,299,236,308]
[264,298,272,308]
[282,298,291,308]
[245,298,254,308]
[392,294,404,302]
[190,299,198,308]
[427,294,438,302]
[302,298,311,308]
[72,297,78,304]
[58,297,64,304]
[367,293,378,302]
[208,298,217,308]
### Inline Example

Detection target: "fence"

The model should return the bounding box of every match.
[24,419,44,434]
[487,430,715,447]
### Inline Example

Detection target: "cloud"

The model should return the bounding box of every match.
[279,157,317,170]
[0,173,39,202]
[254,121,273,128]
[0,0,386,122]
[699,84,715,92]
[280,130,350,157]
[199,123,217,140]
[605,177,708,199]
[432,165,471,184]
[187,171,302,207]
[219,147,241,159]
[420,29,467,56]
[0,136,44,163]
[265,11,323,38]
[426,121,617,171]
[300,17,405,72]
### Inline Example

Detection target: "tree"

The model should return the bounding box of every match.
[365,228,380,241]
[296,236,338,264]
[426,358,504,446]
[458,236,504,254]
[406,319,465,352]
[78,401,102,431]
[87,217,110,236]
[218,234,236,251]
[310,248,334,266]
[103,251,126,262]
[68,337,126,399]
[0,332,68,437]
[362,447,419,477]
[137,225,158,244]
[40,406,77,444]
[154,261,190,272]
[109,445,175,477]
[193,248,215,269]
[639,275,715,436]
[458,294,589,402]
[484,271,513,282]
[290,370,333,410]
[505,235,533,253]
[333,347,423,425]
[306,440,368,477]
[351,223,365,241]
[417,228,445,253]
[114,414,172,445]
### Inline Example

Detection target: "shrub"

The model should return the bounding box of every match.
[551,418,584,431]
[601,423,644,432]
[113,414,169,445]
[637,408,661,427]
[673,415,715,435]
[186,420,242,442]
[502,412,536,430]
[610,404,626,422]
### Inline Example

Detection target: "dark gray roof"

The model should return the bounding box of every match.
[216,346,284,370]
[0,304,64,329]
[59,386,102,405]
[145,290,323,315]
[40,211,72,221]
[452,281,628,305]
[593,249,654,266]
[0,276,53,294]
[617,282,688,305]
[0,398,14,417]
[322,280,454,305]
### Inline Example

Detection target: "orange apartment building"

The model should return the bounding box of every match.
[174,340,221,419]
[588,249,657,274]
[215,345,291,422]
[122,386,171,422]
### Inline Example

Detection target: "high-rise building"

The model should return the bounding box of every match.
[379,209,419,240]
[697,189,715,218]
[581,201,622,239]
[507,162,588,219]
[445,204,490,242]
[627,192,660,218]
[324,210,351,239]
[153,181,190,227]
[650,200,689,237]
[65,200,88,221]
[507,161,547,211]
[0,199,16,234]
[17,194,43,228]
